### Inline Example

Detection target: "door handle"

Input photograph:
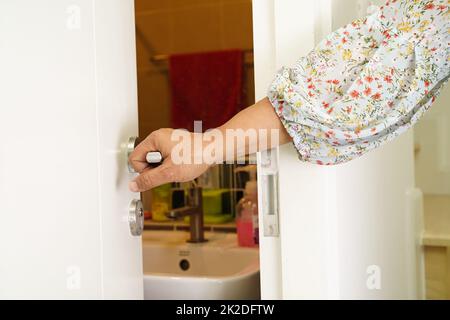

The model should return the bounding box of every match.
[129,199,144,236]
[126,137,163,237]
[127,136,163,173]
[127,136,140,173]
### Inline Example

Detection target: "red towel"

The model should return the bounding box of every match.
[169,49,244,132]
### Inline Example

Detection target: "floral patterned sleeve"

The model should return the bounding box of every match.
[268,0,449,165]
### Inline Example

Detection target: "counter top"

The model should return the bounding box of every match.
[144,220,236,233]
[422,232,450,247]
[421,195,450,247]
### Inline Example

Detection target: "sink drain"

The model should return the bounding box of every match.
[179,259,190,271]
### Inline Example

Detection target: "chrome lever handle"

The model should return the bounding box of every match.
[127,136,163,173]
[146,151,163,164]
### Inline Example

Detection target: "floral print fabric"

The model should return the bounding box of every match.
[268,0,449,165]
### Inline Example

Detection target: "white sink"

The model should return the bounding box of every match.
[142,231,260,300]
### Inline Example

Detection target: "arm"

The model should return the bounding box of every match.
[128,97,292,192]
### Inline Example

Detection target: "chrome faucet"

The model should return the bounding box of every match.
[166,187,207,243]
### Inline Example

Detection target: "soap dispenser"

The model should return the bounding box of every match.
[235,165,259,247]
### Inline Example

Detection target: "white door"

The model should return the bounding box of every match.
[0,0,143,299]
[254,0,424,299]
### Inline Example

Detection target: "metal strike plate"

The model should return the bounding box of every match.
[129,199,144,237]
[258,149,280,237]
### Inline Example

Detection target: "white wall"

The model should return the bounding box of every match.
[414,87,450,195]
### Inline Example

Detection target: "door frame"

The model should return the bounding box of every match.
[253,0,422,299]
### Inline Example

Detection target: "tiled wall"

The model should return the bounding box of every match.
[134,0,254,136]
[134,0,255,210]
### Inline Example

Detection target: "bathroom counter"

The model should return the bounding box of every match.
[144,220,236,233]
[422,195,450,248]
[422,233,450,247]
[420,196,450,299]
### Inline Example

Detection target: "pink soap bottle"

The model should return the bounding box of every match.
[236,172,259,248]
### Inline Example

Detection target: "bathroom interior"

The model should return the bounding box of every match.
[134,0,260,299]
[133,0,449,300]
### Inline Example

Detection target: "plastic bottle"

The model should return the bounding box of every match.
[150,184,171,222]
[235,165,259,247]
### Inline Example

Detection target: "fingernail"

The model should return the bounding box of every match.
[129,181,139,193]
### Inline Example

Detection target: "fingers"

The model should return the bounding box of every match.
[129,163,177,192]
[128,134,158,173]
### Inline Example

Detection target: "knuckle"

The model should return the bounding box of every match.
[138,173,154,189]
[149,129,163,142]
[160,166,177,182]
[148,131,158,141]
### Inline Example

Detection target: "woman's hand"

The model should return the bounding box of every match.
[128,128,211,192]
[128,98,291,192]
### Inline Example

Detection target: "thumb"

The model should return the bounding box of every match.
[129,164,176,192]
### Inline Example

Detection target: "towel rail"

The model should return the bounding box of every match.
[150,49,254,66]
